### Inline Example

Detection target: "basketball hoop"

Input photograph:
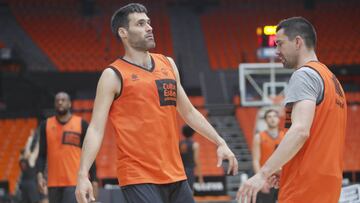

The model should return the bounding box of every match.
[239,63,293,107]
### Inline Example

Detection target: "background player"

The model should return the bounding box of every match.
[36,92,98,203]
[252,109,284,203]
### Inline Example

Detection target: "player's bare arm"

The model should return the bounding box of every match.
[167,57,238,175]
[237,99,315,203]
[75,68,121,203]
[252,133,261,174]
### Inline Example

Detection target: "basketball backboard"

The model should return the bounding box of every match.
[238,63,293,107]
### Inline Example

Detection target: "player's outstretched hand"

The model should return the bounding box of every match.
[236,173,266,203]
[75,175,95,203]
[267,170,281,189]
[217,143,238,175]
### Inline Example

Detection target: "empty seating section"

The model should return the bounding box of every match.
[9,0,360,71]
[344,105,360,171]
[344,92,360,171]
[0,118,37,194]
[72,96,222,178]
[9,1,174,72]
[201,2,360,69]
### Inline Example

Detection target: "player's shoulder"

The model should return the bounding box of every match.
[297,66,315,73]
[100,66,122,83]
[290,66,321,83]
[150,53,173,64]
[295,66,323,85]
[106,57,123,69]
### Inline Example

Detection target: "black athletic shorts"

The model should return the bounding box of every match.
[121,180,195,203]
[48,186,76,203]
[257,188,278,203]
[20,180,41,203]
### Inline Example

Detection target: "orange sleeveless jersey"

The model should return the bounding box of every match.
[259,130,285,166]
[46,115,83,187]
[279,62,347,203]
[108,53,186,186]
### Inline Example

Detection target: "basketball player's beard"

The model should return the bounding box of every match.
[283,60,295,69]
[137,41,155,51]
[56,109,69,116]
[130,37,156,51]
[283,56,298,69]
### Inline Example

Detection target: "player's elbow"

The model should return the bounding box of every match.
[87,124,104,138]
[179,105,196,121]
[292,125,310,140]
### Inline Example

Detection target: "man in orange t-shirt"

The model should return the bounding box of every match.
[237,17,347,203]
[252,109,284,203]
[75,3,238,203]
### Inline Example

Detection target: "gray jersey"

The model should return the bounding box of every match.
[284,67,324,106]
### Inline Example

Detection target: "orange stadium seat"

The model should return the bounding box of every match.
[344,92,360,171]
[72,100,94,111]
[344,104,360,171]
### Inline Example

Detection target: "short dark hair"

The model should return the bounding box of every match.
[264,109,279,119]
[182,125,195,138]
[111,3,148,38]
[276,16,317,49]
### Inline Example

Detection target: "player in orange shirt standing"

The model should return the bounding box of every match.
[237,17,347,203]
[36,92,98,203]
[75,3,238,203]
[252,109,284,203]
